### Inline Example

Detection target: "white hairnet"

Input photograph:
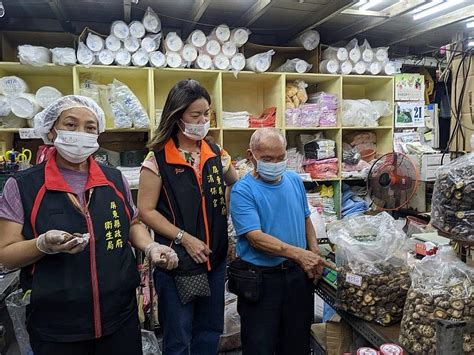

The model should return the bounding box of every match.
[34,95,106,144]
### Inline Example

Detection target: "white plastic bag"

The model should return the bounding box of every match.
[203,39,221,57]
[112,79,150,128]
[51,47,77,66]
[181,44,198,63]
[310,210,327,239]
[230,28,251,47]
[352,61,367,75]
[371,100,392,118]
[342,99,381,127]
[245,50,275,73]
[222,41,237,58]
[0,76,29,97]
[366,62,382,75]
[141,34,162,53]
[115,49,132,66]
[230,53,246,72]
[86,33,104,52]
[124,37,140,53]
[149,51,166,68]
[319,59,338,74]
[111,20,130,40]
[142,6,161,34]
[132,49,149,67]
[339,61,353,75]
[166,52,183,68]
[323,47,348,61]
[129,20,146,39]
[345,39,361,63]
[374,47,389,62]
[211,24,231,43]
[360,39,374,63]
[213,54,230,70]
[164,32,183,52]
[97,49,115,65]
[187,30,207,48]
[292,30,320,51]
[77,42,95,66]
[194,54,213,70]
[275,58,312,73]
[6,290,32,355]
[18,45,51,66]
[105,35,122,52]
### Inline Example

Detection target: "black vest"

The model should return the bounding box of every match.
[154,138,228,274]
[15,154,140,342]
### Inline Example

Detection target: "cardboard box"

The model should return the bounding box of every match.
[311,320,352,355]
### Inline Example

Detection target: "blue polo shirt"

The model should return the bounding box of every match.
[230,171,311,267]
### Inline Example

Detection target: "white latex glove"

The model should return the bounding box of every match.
[145,242,179,270]
[36,230,90,255]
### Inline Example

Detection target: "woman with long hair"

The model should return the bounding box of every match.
[138,79,238,354]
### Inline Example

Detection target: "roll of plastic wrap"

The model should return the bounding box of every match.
[35,86,62,108]
[339,61,353,75]
[319,59,339,74]
[375,47,389,62]
[141,34,161,53]
[10,94,40,119]
[352,61,367,75]
[323,47,348,62]
[124,37,140,53]
[211,24,231,43]
[230,53,246,71]
[115,49,132,66]
[382,61,396,75]
[213,54,230,70]
[275,58,312,73]
[166,52,183,68]
[111,21,130,40]
[0,95,11,116]
[245,50,275,73]
[129,21,146,39]
[164,32,183,52]
[149,51,166,68]
[98,49,115,65]
[362,48,374,63]
[132,49,149,67]
[348,47,361,63]
[106,35,122,52]
[204,39,221,57]
[366,62,382,75]
[17,45,51,66]
[51,47,77,66]
[292,30,320,51]
[230,28,250,47]
[181,44,198,63]
[187,30,207,48]
[77,42,95,65]
[142,6,161,33]
[222,42,237,58]
[86,33,104,52]
[0,76,29,97]
[194,54,212,70]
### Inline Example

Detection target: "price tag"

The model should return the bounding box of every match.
[346,273,362,287]
[19,129,41,140]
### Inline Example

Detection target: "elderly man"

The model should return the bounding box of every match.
[230,128,331,355]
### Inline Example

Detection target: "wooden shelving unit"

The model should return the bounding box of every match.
[0,62,394,217]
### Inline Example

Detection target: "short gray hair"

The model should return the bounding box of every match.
[249,128,286,151]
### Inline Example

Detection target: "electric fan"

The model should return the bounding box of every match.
[367,152,419,211]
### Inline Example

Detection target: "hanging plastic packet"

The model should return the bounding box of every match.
[374,47,389,62]
[51,47,77,66]
[10,94,40,119]
[230,28,250,47]
[166,52,183,68]
[275,58,312,73]
[0,95,11,116]
[149,51,166,68]
[77,42,95,66]
[132,49,149,67]
[18,45,51,66]
[319,59,339,74]
[291,30,320,51]
[194,54,212,70]
[86,33,104,52]
[211,24,231,43]
[366,61,382,75]
[181,44,198,64]
[124,37,140,53]
[0,76,29,97]
[106,34,121,52]
[111,20,130,40]
[112,79,150,128]
[115,49,132,66]
[345,38,361,63]
[360,39,374,63]
[129,20,146,39]
[222,41,237,58]
[35,86,62,109]
[352,61,367,75]
[142,6,161,34]
[164,32,183,53]
[245,50,275,73]
[141,34,162,53]
[339,60,353,75]
[230,53,246,72]
[97,49,115,65]
[204,39,221,57]
[322,47,348,62]
[213,54,230,71]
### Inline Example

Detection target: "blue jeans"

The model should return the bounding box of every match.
[154,261,226,355]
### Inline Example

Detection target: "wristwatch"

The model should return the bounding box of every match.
[174,230,185,245]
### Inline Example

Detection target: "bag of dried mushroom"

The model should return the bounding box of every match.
[327,212,410,326]
[399,246,474,354]
[431,151,473,242]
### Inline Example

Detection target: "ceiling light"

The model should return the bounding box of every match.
[467,21,474,28]
[359,0,384,11]
[412,0,444,14]
[413,0,464,21]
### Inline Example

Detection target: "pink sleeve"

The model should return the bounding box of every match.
[0,178,24,224]
[120,175,139,220]
[141,152,160,176]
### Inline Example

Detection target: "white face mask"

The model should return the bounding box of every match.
[53,129,99,164]
[180,120,210,141]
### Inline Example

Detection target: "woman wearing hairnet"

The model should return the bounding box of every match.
[0,95,178,355]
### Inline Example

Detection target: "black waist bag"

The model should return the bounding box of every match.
[227,259,262,303]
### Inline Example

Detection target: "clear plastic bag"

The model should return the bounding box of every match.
[399,246,474,353]
[142,7,161,34]
[76,42,95,66]
[218,291,241,351]
[275,58,312,73]
[327,212,410,326]
[360,39,374,63]
[142,329,161,355]
[345,38,361,64]
[112,79,150,129]
[291,30,320,51]
[431,152,473,242]
[18,45,51,66]
[245,50,275,73]
[51,47,77,66]
[6,289,33,355]
[342,99,381,127]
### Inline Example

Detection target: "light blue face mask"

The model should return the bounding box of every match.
[253,153,287,182]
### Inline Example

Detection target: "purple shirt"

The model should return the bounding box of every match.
[0,167,138,225]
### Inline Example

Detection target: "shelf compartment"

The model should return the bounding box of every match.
[342,128,393,157]
[285,126,340,131]
[222,129,254,159]
[342,126,393,130]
